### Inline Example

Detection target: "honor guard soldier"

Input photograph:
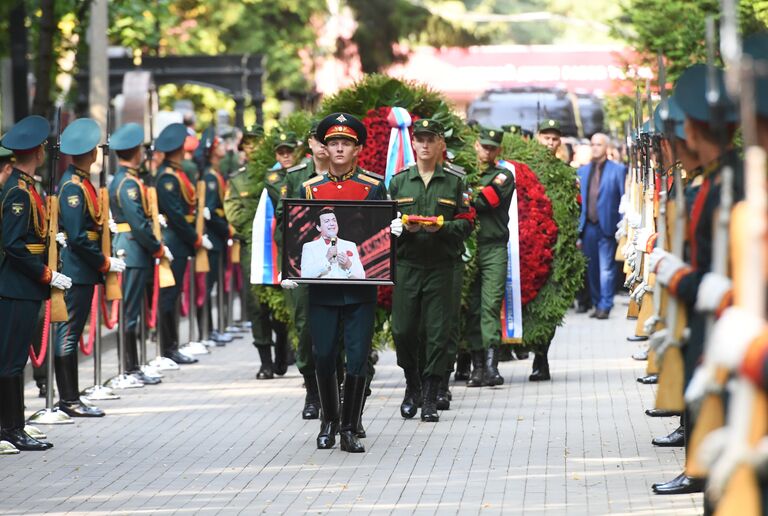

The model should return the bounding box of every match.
[196,127,233,345]
[156,123,213,365]
[53,118,126,418]
[465,126,517,387]
[275,120,330,419]
[282,112,389,453]
[0,146,15,261]
[109,123,171,385]
[0,116,71,451]
[648,64,743,495]
[389,119,474,422]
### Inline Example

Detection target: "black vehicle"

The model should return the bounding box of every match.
[467,87,605,138]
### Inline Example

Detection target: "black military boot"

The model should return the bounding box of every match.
[316,372,340,449]
[652,425,685,447]
[484,346,504,386]
[0,376,52,451]
[529,351,551,381]
[126,331,160,385]
[255,346,274,379]
[273,331,289,376]
[436,372,451,410]
[162,314,197,364]
[302,374,320,419]
[498,346,514,362]
[421,376,439,422]
[400,369,421,419]
[467,350,485,387]
[454,351,471,381]
[356,393,367,438]
[55,354,105,417]
[339,374,366,453]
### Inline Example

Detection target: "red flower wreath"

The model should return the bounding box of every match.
[509,161,558,305]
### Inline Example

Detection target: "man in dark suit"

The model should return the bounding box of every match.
[577,133,626,319]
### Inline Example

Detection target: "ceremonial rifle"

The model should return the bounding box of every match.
[46,107,67,322]
[101,108,121,301]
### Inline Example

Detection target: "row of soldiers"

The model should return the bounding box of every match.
[617,26,768,510]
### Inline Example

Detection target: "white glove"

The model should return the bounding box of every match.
[227,238,234,247]
[201,234,214,250]
[50,271,72,290]
[56,232,67,248]
[630,281,650,303]
[108,218,118,234]
[618,194,628,215]
[109,257,126,272]
[390,212,403,237]
[614,222,627,242]
[648,328,670,354]
[627,211,642,229]
[158,214,167,228]
[650,248,686,286]
[634,227,656,253]
[203,207,211,221]
[695,272,732,312]
[163,245,174,262]
[706,307,764,370]
[280,279,299,289]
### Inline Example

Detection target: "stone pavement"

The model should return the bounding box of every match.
[2,297,702,515]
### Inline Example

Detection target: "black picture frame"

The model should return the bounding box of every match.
[281,199,397,285]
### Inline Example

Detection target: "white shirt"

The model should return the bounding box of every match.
[300,237,365,279]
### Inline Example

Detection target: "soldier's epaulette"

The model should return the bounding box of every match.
[358,171,382,186]
[396,165,411,176]
[302,175,325,188]
[443,162,466,177]
[287,163,307,173]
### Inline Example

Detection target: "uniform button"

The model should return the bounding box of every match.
[313,187,318,192]
[337,185,342,189]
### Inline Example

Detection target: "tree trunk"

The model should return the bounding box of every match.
[31,0,56,118]
[9,3,29,121]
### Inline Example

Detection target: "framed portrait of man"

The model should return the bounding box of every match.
[281,199,397,285]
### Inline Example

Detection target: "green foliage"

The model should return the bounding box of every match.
[504,136,585,347]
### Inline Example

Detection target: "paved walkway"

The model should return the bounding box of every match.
[2,297,701,515]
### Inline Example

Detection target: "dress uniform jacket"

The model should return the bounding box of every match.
[300,168,386,306]
[156,160,200,261]
[58,165,109,284]
[0,168,51,300]
[109,165,163,267]
[203,166,230,253]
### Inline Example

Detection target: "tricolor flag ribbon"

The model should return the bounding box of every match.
[498,159,524,343]
[385,107,416,188]
[250,189,279,285]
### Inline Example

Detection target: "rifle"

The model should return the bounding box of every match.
[144,96,175,288]
[46,107,67,323]
[195,132,211,274]
[101,108,121,301]
[654,54,686,413]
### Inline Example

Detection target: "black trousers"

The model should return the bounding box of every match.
[54,284,95,357]
[309,302,375,377]
[0,298,43,377]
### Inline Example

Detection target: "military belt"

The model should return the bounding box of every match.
[115,223,132,233]
[64,231,99,241]
[214,208,225,217]
[25,244,45,255]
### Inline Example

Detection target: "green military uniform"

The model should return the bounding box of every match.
[0,115,56,451]
[465,127,516,387]
[109,123,164,384]
[54,118,110,417]
[390,118,473,422]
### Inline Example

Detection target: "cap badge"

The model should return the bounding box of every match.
[335,114,347,123]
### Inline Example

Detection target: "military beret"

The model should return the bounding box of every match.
[653,97,686,141]
[273,131,298,150]
[60,118,101,156]
[243,124,264,139]
[673,64,739,124]
[501,124,523,135]
[155,123,188,153]
[538,119,562,134]
[111,123,144,152]
[316,112,367,146]
[412,118,444,136]
[1,115,50,152]
[744,33,768,118]
[0,146,13,159]
[477,126,504,148]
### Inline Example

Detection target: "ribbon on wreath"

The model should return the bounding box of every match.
[250,189,279,285]
[384,107,416,188]
[498,159,524,343]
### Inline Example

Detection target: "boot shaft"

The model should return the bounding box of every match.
[316,372,340,423]
[340,375,366,432]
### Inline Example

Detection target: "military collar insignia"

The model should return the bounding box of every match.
[126,167,141,177]
[17,170,35,186]
[73,167,90,180]
[328,169,355,182]
[335,114,347,123]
